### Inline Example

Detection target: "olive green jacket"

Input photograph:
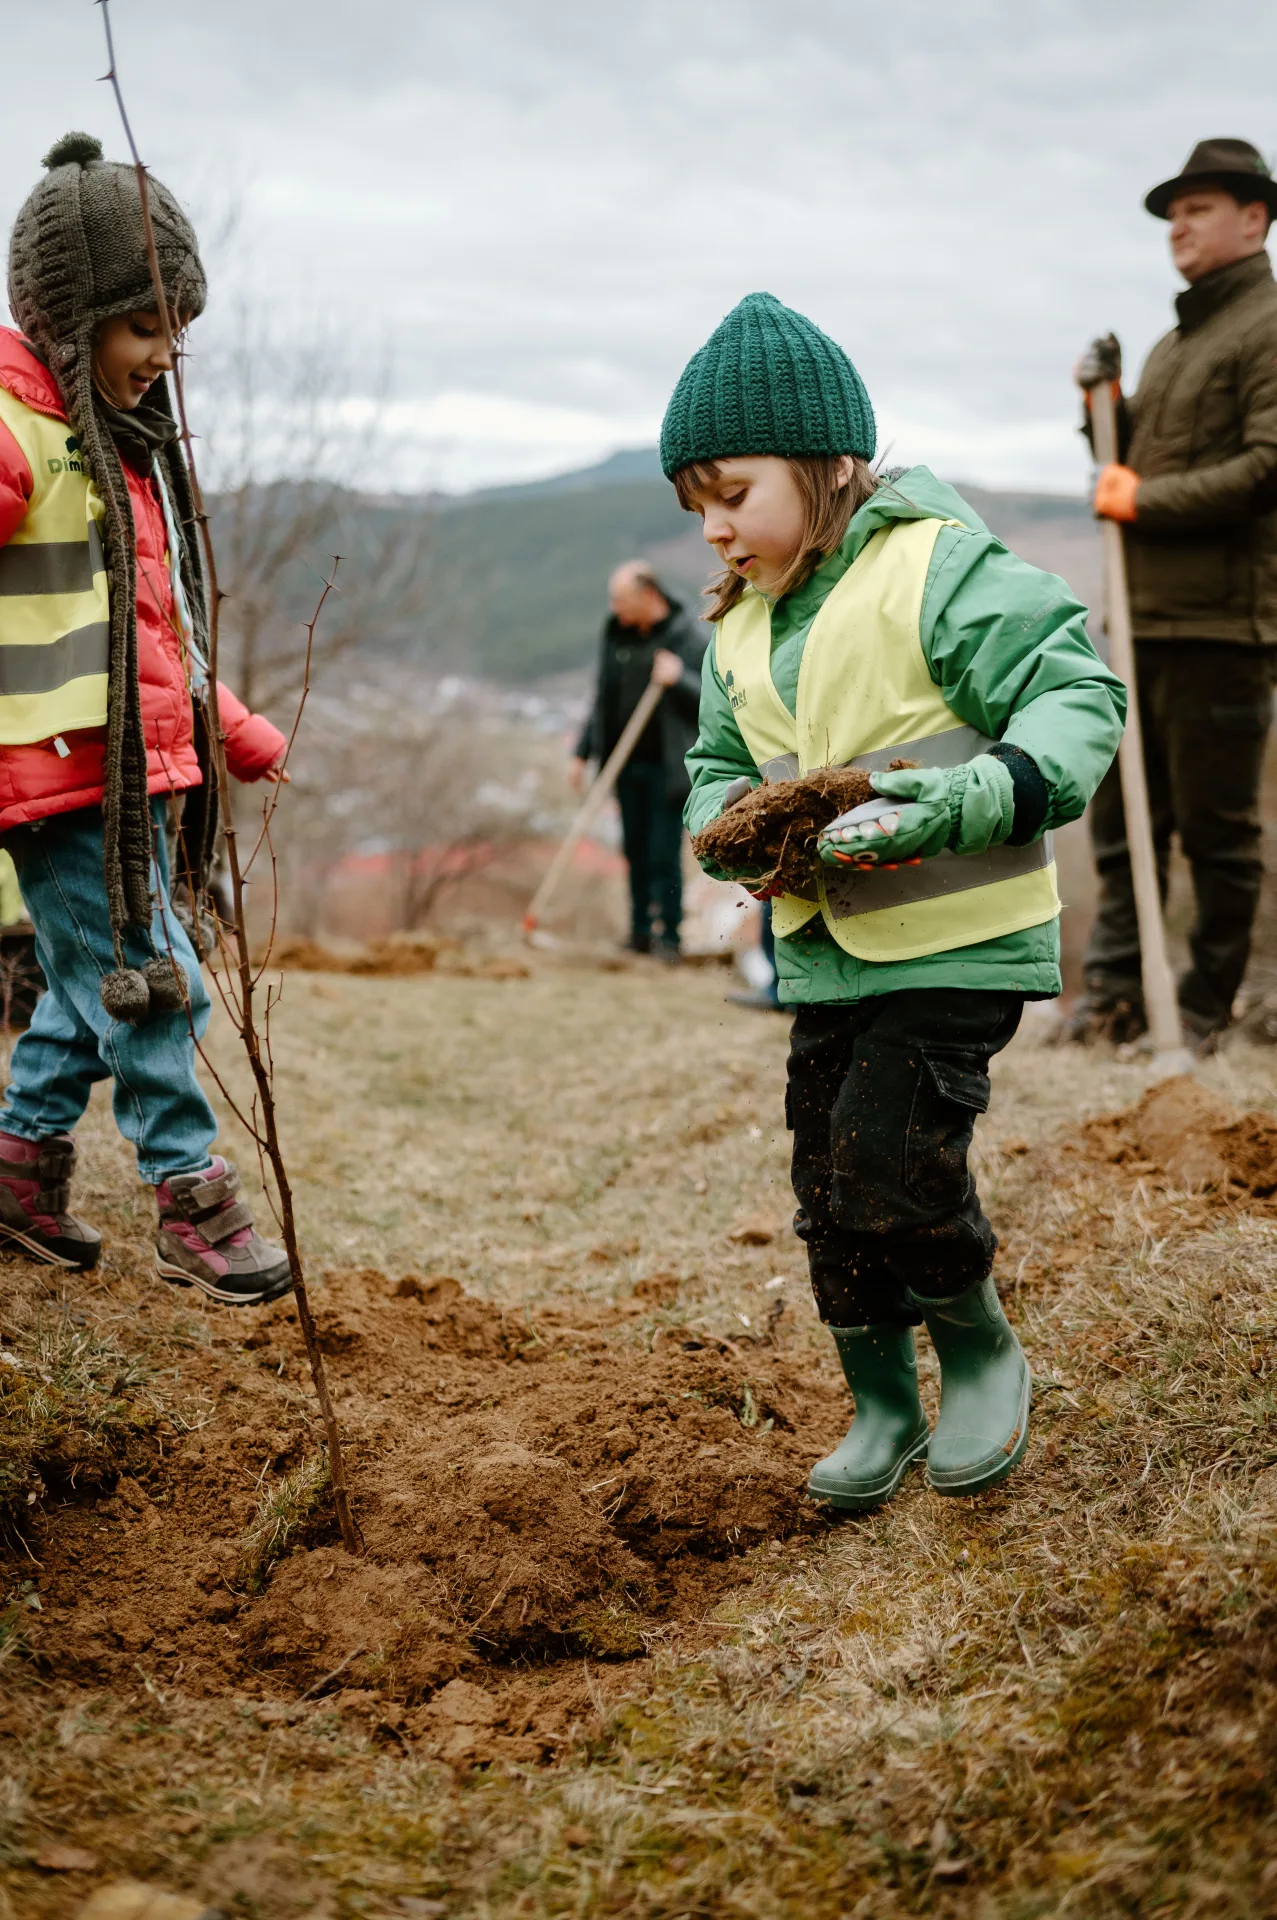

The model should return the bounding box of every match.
[685,468,1126,1006]
[1114,251,1277,645]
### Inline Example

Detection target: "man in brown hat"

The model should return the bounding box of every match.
[1072,138,1277,1049]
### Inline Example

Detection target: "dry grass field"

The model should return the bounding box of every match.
[2,955,1277,1919]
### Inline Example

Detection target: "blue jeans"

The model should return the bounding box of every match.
[1,799,215,1183]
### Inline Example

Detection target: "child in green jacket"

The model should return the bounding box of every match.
[667,293,1125,1504]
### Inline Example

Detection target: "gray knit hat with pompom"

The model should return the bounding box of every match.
[7,131,206,348]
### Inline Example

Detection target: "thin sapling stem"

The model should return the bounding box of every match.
[97,0,361,1555]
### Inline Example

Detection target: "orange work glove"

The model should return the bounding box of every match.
[1093,463,1140,524]
[1081,378,1122,412]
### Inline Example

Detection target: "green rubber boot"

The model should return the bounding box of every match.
[806,1325,930,1510]
[911,1277,1031,1496]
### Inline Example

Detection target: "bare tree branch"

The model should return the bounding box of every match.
[192,305,432,715]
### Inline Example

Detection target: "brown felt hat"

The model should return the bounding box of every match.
[1145,138,1277,220]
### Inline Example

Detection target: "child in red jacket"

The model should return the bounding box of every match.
[0,133,292,1305]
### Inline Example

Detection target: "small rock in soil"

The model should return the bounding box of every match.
[37,1844,100,1872]
[76,1885,215,1920]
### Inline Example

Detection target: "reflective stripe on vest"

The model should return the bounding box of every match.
[713,516,1059,963]
[0,384,109,745]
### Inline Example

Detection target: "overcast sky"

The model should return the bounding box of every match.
[4,0,1275,494]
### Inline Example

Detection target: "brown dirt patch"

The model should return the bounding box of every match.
[1076,1075,1277,1201]
[267,934,442,975]
[691,765,916,898]
[266,935,528,980]
[20,1269,843,1754]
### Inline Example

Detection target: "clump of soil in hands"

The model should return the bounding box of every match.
[692,764,918,898]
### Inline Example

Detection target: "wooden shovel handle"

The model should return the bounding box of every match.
[1089,380,1189,1067]
[523,679,666,935]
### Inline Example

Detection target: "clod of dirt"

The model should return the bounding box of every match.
[35,1843,100,1872]
[432,1677,501,1725]
[401,1671,586,1769]
[728,1212,779,1247]
[391,1273,463,1306]
[1080,1076,1277,1199]
[632,1273,680,1306]
[692,764,917,898]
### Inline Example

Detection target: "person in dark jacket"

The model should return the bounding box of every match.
[572,561,707,957]
[1072,138,1277,1048]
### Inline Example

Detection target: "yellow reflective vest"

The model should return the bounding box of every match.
[0,850,22,925]
[713,516,1060,964]
[0,385,109,745]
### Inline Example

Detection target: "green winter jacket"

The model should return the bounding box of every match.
[685,467,1126,1005]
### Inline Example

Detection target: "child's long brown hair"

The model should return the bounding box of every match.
[672,454,880,621]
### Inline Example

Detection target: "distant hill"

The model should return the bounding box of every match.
[419,455,1103,682]
[422,465,696,679]
[469,446,664,502]
[229,454,1104,688]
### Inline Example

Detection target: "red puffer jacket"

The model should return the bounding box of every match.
[0,328,285,831]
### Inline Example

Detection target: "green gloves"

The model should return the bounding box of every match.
[818,756,1016,867]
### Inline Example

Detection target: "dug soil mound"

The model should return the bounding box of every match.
[692,764,916,899]
[21,1269,844,1751]
[1077,1075,1277,1201]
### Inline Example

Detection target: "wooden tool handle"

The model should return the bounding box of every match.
[1089,380,1190,1070]
[522,679,666,935]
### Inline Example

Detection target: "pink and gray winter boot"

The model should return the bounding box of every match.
[0,1132,102,1270]
[155,1157,293,1307]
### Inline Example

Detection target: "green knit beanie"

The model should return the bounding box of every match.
[660,291,876,479]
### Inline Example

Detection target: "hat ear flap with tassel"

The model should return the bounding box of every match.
[100,954,191,1026]
[100,968,152,1026]
[143,953,189,1012]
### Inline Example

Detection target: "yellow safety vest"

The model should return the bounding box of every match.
[0,850,22,926]
[714,516,1060,964]
[0,386,109,746]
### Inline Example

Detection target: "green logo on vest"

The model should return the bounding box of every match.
[725,668,748,711]
[46,437,83,478]
[47,436,83,476]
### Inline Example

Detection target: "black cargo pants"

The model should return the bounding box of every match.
[616,761,685,953]
[786,988,1024,1328]
[1084,642,1276,1030]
